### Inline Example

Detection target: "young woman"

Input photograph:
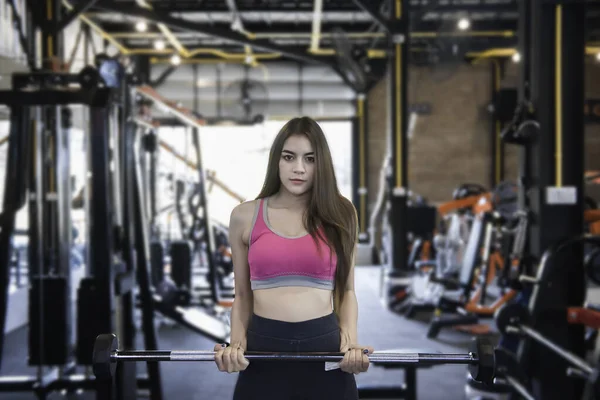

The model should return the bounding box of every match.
[214,117,374,399]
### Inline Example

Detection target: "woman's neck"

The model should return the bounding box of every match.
[271,190,310,210]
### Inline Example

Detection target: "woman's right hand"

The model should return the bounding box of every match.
[214,343,250,373]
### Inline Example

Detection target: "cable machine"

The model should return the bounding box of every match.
[0,1,162,398]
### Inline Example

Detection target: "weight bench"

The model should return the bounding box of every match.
[357,349,438,400]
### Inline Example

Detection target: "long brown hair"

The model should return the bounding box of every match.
[256,117,357,318]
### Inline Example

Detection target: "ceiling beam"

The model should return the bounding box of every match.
[352,0,389,32]
[92,0,362,13]
[132,38,520,59]
[94,4,338,67]
[97,21,377,35]
[97,19,519,37]
[410,1,517,12]
[89,0,522,15]
[58,0,99,32]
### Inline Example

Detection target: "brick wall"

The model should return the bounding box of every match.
[366,58,600,235]
[367,62,517,206]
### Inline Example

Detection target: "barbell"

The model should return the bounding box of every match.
[92,333,496,384]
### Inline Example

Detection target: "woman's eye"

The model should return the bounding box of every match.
[306,157,315,163]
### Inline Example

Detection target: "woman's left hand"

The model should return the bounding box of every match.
[339,340,375,375]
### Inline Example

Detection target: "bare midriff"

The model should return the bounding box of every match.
[252,286,333,322]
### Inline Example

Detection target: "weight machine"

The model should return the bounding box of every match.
[0,64,164,399]
[0,1,165,398]
[133,87,235,343]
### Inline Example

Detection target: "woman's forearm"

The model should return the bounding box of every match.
[229,294,253,348]
[338,290,359,344]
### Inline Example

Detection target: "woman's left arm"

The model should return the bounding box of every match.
[338,251,359,345]
[337,246,374,374]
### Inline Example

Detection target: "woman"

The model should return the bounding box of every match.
[214,117,374,400]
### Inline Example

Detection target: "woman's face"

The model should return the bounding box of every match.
[278,134,315,196]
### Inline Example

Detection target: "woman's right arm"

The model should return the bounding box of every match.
[214,203,253,373]
[228,203,254,348]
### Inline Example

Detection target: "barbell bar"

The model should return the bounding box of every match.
[93,334,496,384]
[496,303,596,380]
[493,345,536,400]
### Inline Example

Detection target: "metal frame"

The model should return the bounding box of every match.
[57,0,100,32]
[38,0,598,67]
[352,0,390,33]
[386,0,411,275]
[0,2,162,399]
[507,1,587,399]
[94,4,338,68]
[352,95,369,243]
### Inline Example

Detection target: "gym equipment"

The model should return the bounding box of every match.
[451,183,488,204]
[169,240,193,298]
[400,188,487,318]
[93,333,496,383]
[426,208,490,337]
[380,195,437,309]
[494,303,600,399]
[496,303,595,380]
[150,241,165,288]
[586,247,600,286]
[490,347,534,400]
[501,1,587,398]
[491,233,600,399]
[150,295,230,343]
[0,53,164,398]
[155,278,190,307]
[427,183,521,338]
[213,224,234,277]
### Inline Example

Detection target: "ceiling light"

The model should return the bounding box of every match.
[512,52,521,63]
[135,21,148,32]
[170,54,181,66]
[154,40,165,50]
[457,18,470,30]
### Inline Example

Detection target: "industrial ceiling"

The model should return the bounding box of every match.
[76,0,599,67]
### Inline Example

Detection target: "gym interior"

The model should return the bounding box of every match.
[0,0,599,399]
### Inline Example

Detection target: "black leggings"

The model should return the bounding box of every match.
[233,313,358,400]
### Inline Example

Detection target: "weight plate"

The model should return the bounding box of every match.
[93,334,118,381]
[468,336,496,385]
[495,303,530,336]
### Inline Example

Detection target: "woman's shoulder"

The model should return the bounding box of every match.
[230,199,262,226]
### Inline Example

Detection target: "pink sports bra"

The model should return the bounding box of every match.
[247,197,337,291]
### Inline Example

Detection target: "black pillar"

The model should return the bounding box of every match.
[517,1,587,399]
[517,0,533,215]
[136,56,152,85]
[28,0,73,367]
[387,0,410,275]
[352,94,369,243]
[490,59,505,188]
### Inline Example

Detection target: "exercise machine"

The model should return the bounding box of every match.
[134,91,233,343]
[0,52,163,400]
[426,185,520,339]
[399,185,488,318]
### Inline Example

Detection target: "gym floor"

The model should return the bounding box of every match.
[0,267,493,400]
